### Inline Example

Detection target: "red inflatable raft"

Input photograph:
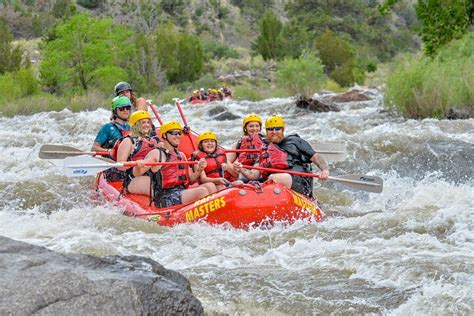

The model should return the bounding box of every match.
[96,176,324,228]
[94,125,324,228]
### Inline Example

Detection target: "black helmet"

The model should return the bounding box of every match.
[114,82,132,96]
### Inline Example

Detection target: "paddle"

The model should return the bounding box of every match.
[241,165,383,193]
[64,155,197,177]
[40,144,109,159]
[173,98,197,151]
[146,99,163,125]
[41,144,272,160]
[311,142,346,162]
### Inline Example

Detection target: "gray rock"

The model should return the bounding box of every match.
[446,107,471,119]
[208,105,240,121]
[325,90,371,103]
[0,236,203,315]
[296,97,339,112]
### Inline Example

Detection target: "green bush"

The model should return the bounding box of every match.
[385,32,473,118]
[233,85,264,101]
[203,41,240,60]
[314,29,363,87]
[276,52,326,98]
[0,68,39,105]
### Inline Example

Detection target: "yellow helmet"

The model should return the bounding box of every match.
[197,131,218,144]
[265,115,285,129]
[193,89,199,94]
[242,113,262,129]
[129,110,152,126]
[160,120,183,135]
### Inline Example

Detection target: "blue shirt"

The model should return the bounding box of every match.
[94,121,130,148]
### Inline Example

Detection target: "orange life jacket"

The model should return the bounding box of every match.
[236,133,265,165]
[110,136,160,161]
[259,142,289,178]
[157,148,189,189]
[191,148,237,182]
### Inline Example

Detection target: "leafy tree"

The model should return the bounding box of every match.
[0,18,23,74]
[314,29,361,86]
[279,18,312,59]
[40,14,136,94]
[379,0,471,56]
[253,10,284,60]
[155,23,204,84]
[52,0,76,19]
[416,0,470,56]
[276,52,326,98]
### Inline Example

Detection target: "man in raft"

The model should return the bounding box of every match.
[233,115,329,198]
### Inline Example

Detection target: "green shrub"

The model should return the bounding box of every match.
[233,85,264,101]
[155,86,186,106]
[203,41,240,60]
[276,52,326,98]
[385,32,473,118]
[0,68,39,105]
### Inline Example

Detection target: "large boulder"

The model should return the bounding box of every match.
[296,96,339,112]
[0,236,203,315]
[325,90,371,103]
[208,105,240,121]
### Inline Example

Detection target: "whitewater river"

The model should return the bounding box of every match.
[1,92,473,314]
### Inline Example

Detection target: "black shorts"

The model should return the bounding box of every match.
[104,168,127,182]
[157,188,184,208]
[290,174,313,198]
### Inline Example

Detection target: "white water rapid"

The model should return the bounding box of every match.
[1,92,473,314]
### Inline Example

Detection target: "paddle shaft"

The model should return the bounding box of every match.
[42,150,109,156]
[242,165,383,192]
[67,161,197,168]
[147,100,163,125]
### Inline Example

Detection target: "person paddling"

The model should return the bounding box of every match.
[191,131,242,190]
[115,110,161,192]
[91,96,131,181]
[234,115,329,198]
[133,121,217,208]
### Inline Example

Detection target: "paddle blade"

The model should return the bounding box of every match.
[329,174,383,193]
[39,144,84,159]
[64,155,116,177]
[312,142,347,162]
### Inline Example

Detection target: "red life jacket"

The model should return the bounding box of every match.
[259,142,289,178]
[237,133,265,165]
[159,148,189,189]
[110,136,160,161]
[191,148,237,182]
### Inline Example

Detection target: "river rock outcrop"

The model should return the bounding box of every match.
[0,236,203,315]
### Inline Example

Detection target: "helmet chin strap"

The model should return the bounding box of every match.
[164,136,179,149]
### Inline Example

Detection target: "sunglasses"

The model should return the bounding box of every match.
[168,130,182,136]
[266,127,283,131]
[117,106,131,111]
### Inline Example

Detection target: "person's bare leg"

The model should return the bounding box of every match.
[181,187,209,204]
[127,176,151,195]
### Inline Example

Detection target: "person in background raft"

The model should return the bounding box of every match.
[233,115,329,198]
[116,110,161,191]
[132,121,217,208]
[91,96,131,181]
[190,131,243,191]
[227,113,267,168]
[114,81,148,111]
